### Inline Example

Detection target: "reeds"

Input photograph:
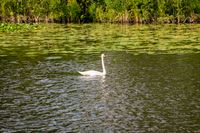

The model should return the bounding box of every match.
[0,0,199,23]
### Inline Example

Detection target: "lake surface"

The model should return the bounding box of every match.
[0,24,200,132]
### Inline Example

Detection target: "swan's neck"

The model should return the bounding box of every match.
[101,56,106,75]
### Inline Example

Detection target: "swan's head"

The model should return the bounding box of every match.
[101,53,105,58]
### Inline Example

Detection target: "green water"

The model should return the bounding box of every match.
[0,24,199,57]
[0,24,199,132]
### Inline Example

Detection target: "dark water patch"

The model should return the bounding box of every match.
[2,52,199,132]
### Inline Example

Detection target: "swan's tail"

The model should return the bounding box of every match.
[78,71,86,75]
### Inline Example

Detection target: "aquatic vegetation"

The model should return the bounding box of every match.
[0,23,40,32]
[0,24,199,57]
[0,0,199,23]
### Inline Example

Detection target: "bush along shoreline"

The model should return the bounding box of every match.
[0,0,200,24]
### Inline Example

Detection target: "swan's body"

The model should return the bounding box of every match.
[78,54,106,76]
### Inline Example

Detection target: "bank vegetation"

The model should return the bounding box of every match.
[0,0,200,23]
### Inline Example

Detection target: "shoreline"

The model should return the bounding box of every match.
[1,18,200,24]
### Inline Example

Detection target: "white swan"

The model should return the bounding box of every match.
[78,54,106,76]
